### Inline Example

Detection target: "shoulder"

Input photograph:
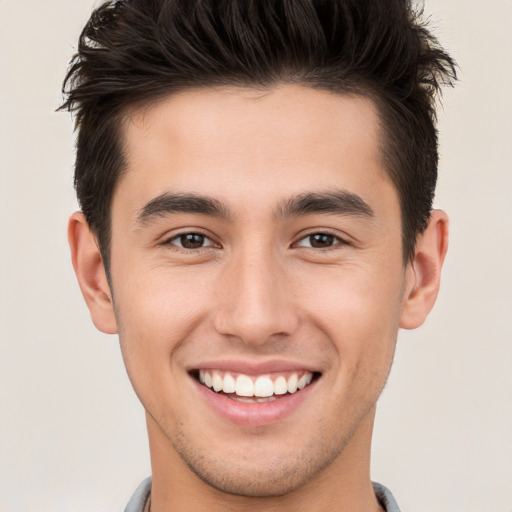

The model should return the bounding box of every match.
[124,476,152,512]
[373,482,402,512]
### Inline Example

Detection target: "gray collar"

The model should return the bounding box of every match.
[125,477,402,512]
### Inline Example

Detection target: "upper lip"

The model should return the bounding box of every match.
[188,359,321,375]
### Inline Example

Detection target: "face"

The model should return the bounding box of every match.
[107,85,413,496]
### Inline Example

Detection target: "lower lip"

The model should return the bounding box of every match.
[193,377,318,427]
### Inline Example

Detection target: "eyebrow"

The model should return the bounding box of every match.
[136,192,231,224]
[275,190,374,219]
[136,189,374,225]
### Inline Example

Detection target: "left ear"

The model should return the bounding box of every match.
[400,210,449,330]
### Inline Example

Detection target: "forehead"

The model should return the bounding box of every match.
[115,85,395,216]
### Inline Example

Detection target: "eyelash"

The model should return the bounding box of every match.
[161,230,348,251]
[293,231,348,250]
[162,232,219,251]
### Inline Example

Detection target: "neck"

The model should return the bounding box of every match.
[146,408,383,512]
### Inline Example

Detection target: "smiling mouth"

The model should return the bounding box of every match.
[192,369,319,403]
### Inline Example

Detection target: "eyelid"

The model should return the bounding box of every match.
[293,230,349,249]
[160,229,221,249]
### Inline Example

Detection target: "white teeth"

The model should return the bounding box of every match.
[236,374,254,397]
[212,372,223,392]
[274,376,288,395]
[254,376,274,397]
[257,396,277,403]
[199,370,315,398]
[287,373,298,393]
[232,396,278,404]
[297,374,307,390]
[222,373,236,394]
[232,396,257,403]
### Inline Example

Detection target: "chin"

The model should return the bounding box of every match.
[185,460,321,498]
[170,426,345,498]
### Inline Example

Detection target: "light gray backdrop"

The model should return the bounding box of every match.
[0,0,511,511]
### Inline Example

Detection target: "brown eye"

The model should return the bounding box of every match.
[296,233,344,249]
[309,234,335,248]
[180,233,206,249]
[167,232,215,249]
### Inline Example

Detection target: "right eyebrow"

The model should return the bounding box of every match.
[136,192,231,225]
[275,190,375,219]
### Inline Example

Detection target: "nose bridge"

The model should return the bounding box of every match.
[214,243,298,345]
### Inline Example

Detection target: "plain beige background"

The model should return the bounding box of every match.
[0,1,511,511]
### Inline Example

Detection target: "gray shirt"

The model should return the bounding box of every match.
[124,477,402,512]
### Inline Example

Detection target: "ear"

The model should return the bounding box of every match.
[400,210,449,330]
[68,212,118,334]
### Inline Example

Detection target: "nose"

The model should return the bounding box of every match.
[213,249,299,346]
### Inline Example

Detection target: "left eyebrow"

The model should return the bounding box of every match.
[275,190,375,219]
[136,192,231,225]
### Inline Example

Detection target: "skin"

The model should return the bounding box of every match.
[69,85,448,511]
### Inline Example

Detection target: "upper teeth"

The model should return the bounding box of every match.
[199,370,313,397]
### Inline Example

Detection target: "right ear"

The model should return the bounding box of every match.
[68,212,118,334]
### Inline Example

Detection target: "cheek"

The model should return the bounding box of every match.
[297,262,404,371]
[114,263,206,334]
[111,268,208,390]
[112,281,201,421]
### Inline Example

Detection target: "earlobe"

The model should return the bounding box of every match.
[400,210,449,330]
[68,212,118,334]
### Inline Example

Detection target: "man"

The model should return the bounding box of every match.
[62,0,456,510]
